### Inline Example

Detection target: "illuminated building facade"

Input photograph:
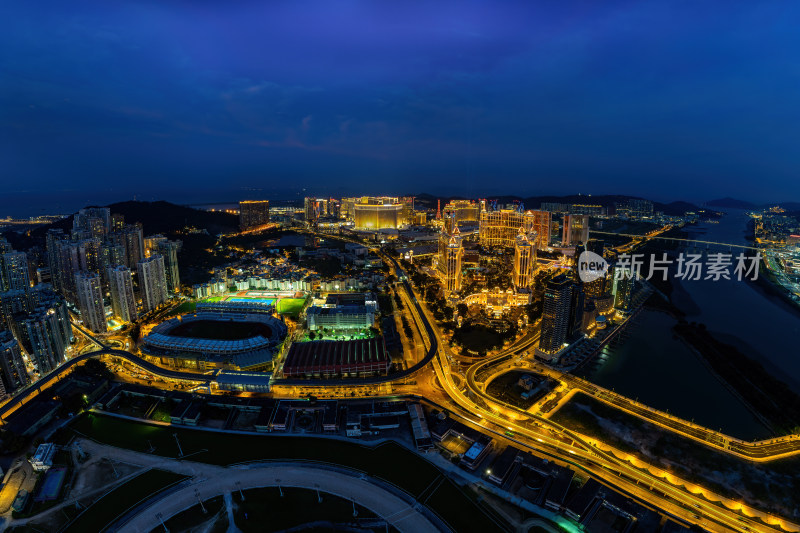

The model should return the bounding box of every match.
[399,196,415,225]
[17,298,72,374]
[444,200,479,223]
[239,200,270,230]
[479,210,551,249]
[340,197,356,220]
[513,229,537,290]
[562,214,589,246]
[138,255,168,312]
[73,207,110,235]
[352,197,403,230]
[75,271,107,333]
[0,330,28,395]
[305,197,335,222]
[157,240,181,293]
[613,267,634,313]
[616,199,654,219]
[570,204,605,216]
[1,251,30,292]
[441,227,463,294]
[108,265,138,323]
[144,235,167,258]
[539,274,574,354]
[108,224,144,269]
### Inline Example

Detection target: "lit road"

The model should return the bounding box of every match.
[389,255,798,533]
[2,228,798,532]
[470,350,800,462]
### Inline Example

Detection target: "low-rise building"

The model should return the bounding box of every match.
[30,442,57,472]
[306,305,375,331]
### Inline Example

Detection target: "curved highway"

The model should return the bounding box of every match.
[394,261,799,533]
[3,231,798,531]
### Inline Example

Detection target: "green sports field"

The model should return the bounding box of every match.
[276,298,306,316]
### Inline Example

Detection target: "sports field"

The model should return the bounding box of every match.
[198,295,306,317]
[276,298,306,316]
[34,467,66,502]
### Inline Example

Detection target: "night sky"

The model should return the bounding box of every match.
[2,1,799,204]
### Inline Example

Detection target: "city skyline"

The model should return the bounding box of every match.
[3,2,800,531]
[3,1,800,203]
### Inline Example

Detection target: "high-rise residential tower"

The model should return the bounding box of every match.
[138,255,168,312]
[18,298,72,374]
[0,330,29,395]
[108,265,138,323]
[1,251,30,292]
[75,271,106,333]
[156,240,181,293]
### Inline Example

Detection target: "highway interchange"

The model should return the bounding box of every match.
[1,233,798,532]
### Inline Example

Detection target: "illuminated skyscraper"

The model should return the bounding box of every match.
[437,214,463,295]
[75,271,106,333]
[99,241,126,288]
[513,229,537,290]
[0,330,28,395]
[156,240,181,293]
[17,297,72,373]
[239,200,270,230]
[109,224,144,269]
[111,213,126,231]
[304,197,330,222]
[613,268,635,313]
[75,238,102,274]
[108,265,137,323]
[539,274,574,354]
[138,255,168,312]
[73,207,110,235]
[1,251,30,292]
[46,229,69,294]
[562,214,589,246]
[443,233,463,295]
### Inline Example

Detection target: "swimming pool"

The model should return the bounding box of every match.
[226,297,275,305]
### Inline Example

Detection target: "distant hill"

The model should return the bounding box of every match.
[414,193,704,216]
[706,197,757,209]
[28,200,239,240]
[2,201,239,252]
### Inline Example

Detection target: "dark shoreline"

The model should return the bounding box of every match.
[642,283,800,435]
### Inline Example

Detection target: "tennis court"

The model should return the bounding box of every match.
[35,466,66,502]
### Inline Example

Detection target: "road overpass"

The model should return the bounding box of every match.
[470,349,800,462]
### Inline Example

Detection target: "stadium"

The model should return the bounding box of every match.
[140,301,288,372]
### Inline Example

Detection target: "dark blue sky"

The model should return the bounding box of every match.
[2,1,799,204]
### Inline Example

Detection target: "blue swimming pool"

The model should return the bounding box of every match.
[227,297,275,305]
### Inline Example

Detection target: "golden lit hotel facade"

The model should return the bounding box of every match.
[352,197,404,230]
[479,209,552,249]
